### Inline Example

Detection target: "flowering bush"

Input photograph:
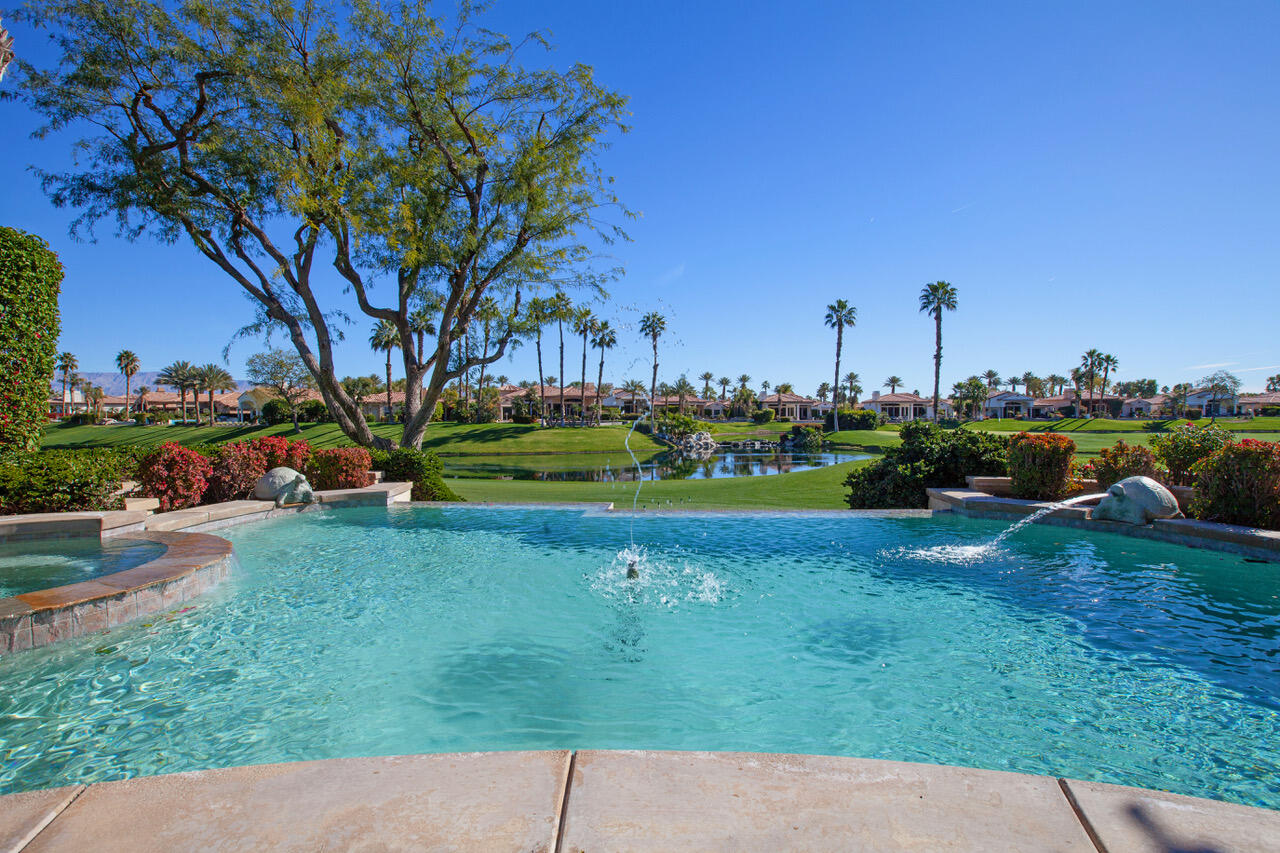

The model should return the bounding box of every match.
[248,435,312,471]
[138,442,212,511]
[1149,423,1233,486]
[306,447,373,490]
[1080,440,1161,489]
[1190,439,1280,529]
[204,441,269,503]
[1008,432,1076,500]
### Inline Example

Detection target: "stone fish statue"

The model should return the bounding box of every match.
[253,467,317,508]
[1090,476,1182,526]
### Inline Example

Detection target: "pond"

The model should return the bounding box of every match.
[440,450,871,482]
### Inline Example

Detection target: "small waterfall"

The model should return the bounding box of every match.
[988,492,1107,547]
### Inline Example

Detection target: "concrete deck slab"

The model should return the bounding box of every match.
[559,751,1097,852]
[0,785,82,853]
[1064,778,1280,853]
[21,752,569,853]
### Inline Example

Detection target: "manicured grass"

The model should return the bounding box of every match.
[963,416,1280,433]
[445,459,868,509]
[825,430,903,451]
[41,421,666,455]
[701,421,795,440]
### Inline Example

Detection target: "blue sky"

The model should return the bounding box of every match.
[3,0,1278,395]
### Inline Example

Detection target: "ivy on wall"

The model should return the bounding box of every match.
[0,227,63,458]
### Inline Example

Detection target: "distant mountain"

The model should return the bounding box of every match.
[50,371,254,396]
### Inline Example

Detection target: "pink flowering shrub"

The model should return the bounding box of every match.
[204,441,269,503]
[1190,439,1280,530]
[248,435,312,471]
[306,447,373,491]
[138,442,212,511]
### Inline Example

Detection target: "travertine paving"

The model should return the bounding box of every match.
[3,751,1277,852]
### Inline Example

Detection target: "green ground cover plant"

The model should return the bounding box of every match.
[844,421,1008,509]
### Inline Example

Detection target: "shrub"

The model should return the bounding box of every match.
[1007,432,1077,500]
[1081,440,1161,489]
[297,399,330,423]
[844,421,1007,508]
[204,441,269,503]
[0,227,63,459]
[307,447,373,490]
[261,398,292,426]
[1190,439,1280,530]
[1184,410,1202,420]
[1150,423,1233,486]
[1260,406,1280,417]
[382,448,460,501]
[512,413,536,424]
[0,450,124,515]
[658,412,702,439]
[790,426,823,451]
[138,442,212,511]
[248,435,312,471]
[751,408,775,424]
[825,408,879,431]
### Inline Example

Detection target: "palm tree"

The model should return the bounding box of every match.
[1267,374,1280,393]
[592,320,616,423]
[718,376,731,400]
[474,297,501,397]
[55,352,77,416]
[884,376,903,394]
[158,360,195,423]
[1081,348,1103,416]
[824,300,857,430]
[698,371,715,399]
[115,350,140,417]
[981,369,1000,389]
[673,376,696,413]
[639,311,666,420]
[843,371,860,406]
[135,385,150,414]
[573,308,596,425]
[1046,373,1067,397]
[525,296,551,421]
[1100,354,1119,404]
[549,292,574,426]
[370,320,400,422]
[1008,375,1020,392]
[194,364,234,426]
[816,382,831,403]
[1070,367,1085,417]
[918,281,958,423]
[737,374,751,392]
[760,380,771,410]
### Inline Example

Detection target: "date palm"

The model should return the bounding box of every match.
[158,360,195,422]
[673,376,696,413]
[824,300,857,430]
[698,371,715,399]
[55,352,77,415]
[718,376,731,400]
[1046,373,1067,396]
[135,385,150,413]
[1081,349,1103,416]
[981,369,1000,388]
[883,376,903,394]
[1267,374,1280,393]
[115,349,140,417]
[592,320,616,423]
[573,308,596,425]
[639,311,666,420]
[549,292,574,425]
[370,320,400,422]
[1100,354,1119,402]
[194,363,234,426]
[919,281,958,422]
[843,372,859,406]
[737,374,751,392]
[1007,374,1020,392]
[816,382,831,403]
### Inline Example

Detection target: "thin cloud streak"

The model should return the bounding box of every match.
[1239,364,1280,372]
[1183,361,1236,370]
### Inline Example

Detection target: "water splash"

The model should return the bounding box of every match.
[987,492,1106,548]
[594,545,729,609]
[622,396,652,545]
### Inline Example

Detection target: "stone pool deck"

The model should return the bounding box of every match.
[2,751,1277,852]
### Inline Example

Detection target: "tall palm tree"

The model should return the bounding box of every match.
[474,297,501,397]
[824,299,857,429]
[673,376,696,413]
[918,281,958,422]
[1008,375,1021,392]
[525,296,551,421]
[370,320,400,422]
[194,364,234,426]
[816,382,831,403]
[981,369,1000,389]
[737,374,751,392]
[639,311,666,420]
[698,371,715,399]
[1100,353,1119,404]
[573,308,595,425]
[1070,367,1085,417]
[548,292,574,426]
[884,376,903,394]
[760,380,771,409]
[135,385,150,414]
[718,376,731,400]
[158,360,195,423]
[1046,373,1067,397]
[1081,348,1103,416]
[115,349,140,417]
[1267,374,1280,393]
[592,320,616,423]
[55,352,77,415]
[843,372,860,406]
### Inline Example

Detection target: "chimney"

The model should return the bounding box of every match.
[871,391,880,400]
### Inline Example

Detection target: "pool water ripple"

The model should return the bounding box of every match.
[0,506,1277,810]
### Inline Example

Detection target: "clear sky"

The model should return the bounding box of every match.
[3,0,1278,395]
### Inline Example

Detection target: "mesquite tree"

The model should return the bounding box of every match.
[18,0,627,448]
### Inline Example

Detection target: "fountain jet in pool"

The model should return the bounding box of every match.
[988,492,1107,547]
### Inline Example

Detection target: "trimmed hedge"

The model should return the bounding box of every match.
[844,420,1007,508]
[1190,439,1280,530]
[380,448,461,501]
[0,449,124,515]
[751,408,775,424]
[825,408,879,431]
[1008,432,1076,500]
[0,227,64,458]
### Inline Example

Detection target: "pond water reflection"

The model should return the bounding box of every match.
[441,449,871,482]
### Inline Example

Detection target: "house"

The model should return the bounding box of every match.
[982,390,1035,419]
[862,391,947,422]
[1238,392,1280,415]
[758,392,832,422]
[1121,396,1164,418]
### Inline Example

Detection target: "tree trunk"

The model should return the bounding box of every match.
[124,375,131,418]
[596,349,605,425]
[557,318,565,427]
[832,325,842,431]
[580,330,588,426]
[649,337,659,423]
[932,313,942,422]
[535,332,546,424]
[385,351,393,424]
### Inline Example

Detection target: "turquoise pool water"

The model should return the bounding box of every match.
[1,506,1277,808]
[0,538,165,598]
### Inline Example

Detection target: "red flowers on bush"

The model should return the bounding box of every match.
[306,447,373,490]
[1080,440,1161,489]
[248,435,312,471]
[1008,432,1077,500]
[204,441,269,503]
[1190,439,1280,530]
[138,442,212,511]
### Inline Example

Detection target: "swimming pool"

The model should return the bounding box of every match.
[0,506,1276,808]
[0,537,166,598]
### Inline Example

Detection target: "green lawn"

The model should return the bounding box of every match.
[963,416,1280,433]
[41,421,666,455]
[825,429,903,452]
[445,459,867,509]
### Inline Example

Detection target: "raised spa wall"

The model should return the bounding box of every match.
[0,482,411,655]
